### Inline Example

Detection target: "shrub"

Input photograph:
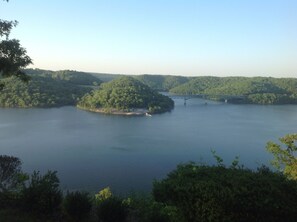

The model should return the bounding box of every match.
[22,171,62,217]
[0,155,27,193]
[96,197,128,222]
[127,194,178,222]
[63,191,92,222]
[153,163,297,222]
[0,155,28,209]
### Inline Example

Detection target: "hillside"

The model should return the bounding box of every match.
[0,68,104,108]
[90,72,122,82]
[170,76,297,104]
[78,76,174,114]
[0,76,92,108]
[133,74,189,91]
[5,69,297,105]
[25,68,102,86]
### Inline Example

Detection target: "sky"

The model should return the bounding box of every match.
[1,0,296,77]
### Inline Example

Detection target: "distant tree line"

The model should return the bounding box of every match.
[0,75,92,107]
[25,68,102,86]
[169,76,297,104]
[2,68,297,108]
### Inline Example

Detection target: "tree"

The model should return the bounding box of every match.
[63,191,92,222]
[0,1,32,82]
[0,155,28,209]
[0,155,26,192]
[153,162,297,222]
[266,134,297,180]
[96,197,128,222]
[95,187,128,222]
[22,170,62,216]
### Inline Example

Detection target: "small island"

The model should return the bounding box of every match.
[77,76,174,115]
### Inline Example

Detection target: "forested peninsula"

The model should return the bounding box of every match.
[77,76,174,115]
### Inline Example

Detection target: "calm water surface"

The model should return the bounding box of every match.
[1,97,297,193]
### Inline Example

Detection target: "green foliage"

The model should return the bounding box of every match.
[90,73,122,82]
[63,191,92,222]
[95,187,112,202]
[22,171,62,216]
[78,76,174,114]
[266,134,297,180]
[0,75,92,107]
[134,75,189,91]
[153,162,297,222]
[170,76,297,104]
[93,187,128,222]
[127,194,180,222]
[0,155,23,193]
[25,68,102,86]
[96,197,128,222]
[0,19,17,39]
[0,6,31,81]
[0,155,28,209]
[0,68,103,108]
[211,150,224,167]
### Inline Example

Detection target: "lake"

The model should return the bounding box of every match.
[0,97,297,193]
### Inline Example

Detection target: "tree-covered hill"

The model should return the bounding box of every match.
[133,74,189,91]
[170,76,297,104]
[24,68,102,86]
[90,73,190,91]
[90,72,122,82]
[0,75,92,108]
[78,76,174,114]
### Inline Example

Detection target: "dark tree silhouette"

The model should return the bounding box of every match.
[0,155,22,192]
[0,0,32,82]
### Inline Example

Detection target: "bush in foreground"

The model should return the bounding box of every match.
[153,163,297,222]
[63,191,92,222]
[94,187,128,222]
[22,171,62,217]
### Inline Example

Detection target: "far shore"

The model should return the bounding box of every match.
[77,106,149,116]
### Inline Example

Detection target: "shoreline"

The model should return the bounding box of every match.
[77,106,149,116]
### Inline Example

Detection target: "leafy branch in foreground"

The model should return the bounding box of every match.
[0,1,32,82]
[266,134,297,180]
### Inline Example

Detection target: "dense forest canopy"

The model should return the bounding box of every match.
[78,76,174,114]
[170,76,297,104]
[90,73,189,91]
[1,68,297,107]
[0,69,102,108]
[88,73,297,105]
[133,74,189,91]
[90,72,122,82]
[24,68,102,86]
[153,162,297,222]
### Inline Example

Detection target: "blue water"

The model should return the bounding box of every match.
[0,97,296,193]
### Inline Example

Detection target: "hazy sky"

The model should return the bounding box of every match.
[1,0,296,77]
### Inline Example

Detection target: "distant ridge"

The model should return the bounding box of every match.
[22,68,297,105]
